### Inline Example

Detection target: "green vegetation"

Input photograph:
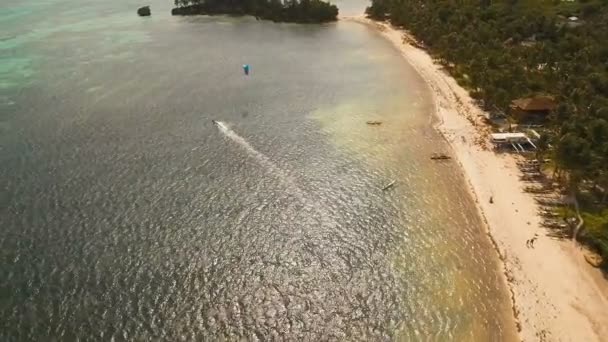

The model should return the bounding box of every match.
[367,0,608,261]
[172,0,338,23]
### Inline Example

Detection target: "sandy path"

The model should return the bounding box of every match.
[345,16,608,342]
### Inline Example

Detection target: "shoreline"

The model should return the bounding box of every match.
[345,16,608,341]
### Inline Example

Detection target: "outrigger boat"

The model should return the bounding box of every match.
[382,180,396,191]
[430,153,451,160]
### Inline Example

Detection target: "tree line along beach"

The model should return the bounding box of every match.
[356,0,608,340]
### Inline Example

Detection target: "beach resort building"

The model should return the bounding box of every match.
[491,132,537,152]
[509,95,556,123]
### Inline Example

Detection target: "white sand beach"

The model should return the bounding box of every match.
[347,16,608,342]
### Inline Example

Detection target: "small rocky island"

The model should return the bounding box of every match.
[172,0,338,23]
[138,6,151,16]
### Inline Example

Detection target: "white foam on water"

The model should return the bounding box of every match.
[214,121,313,208]
[214,121,338,230]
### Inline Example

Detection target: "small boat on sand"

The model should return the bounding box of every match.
[430,153,451,160]
[366,121,382,125]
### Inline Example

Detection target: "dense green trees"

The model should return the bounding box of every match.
[172,0,338,23]
[367,0,608,259]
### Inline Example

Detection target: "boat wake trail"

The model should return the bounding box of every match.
[214,121,291,181]
[213,120,317,211]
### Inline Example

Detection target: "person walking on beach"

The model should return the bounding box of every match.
[526,234,538,248]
